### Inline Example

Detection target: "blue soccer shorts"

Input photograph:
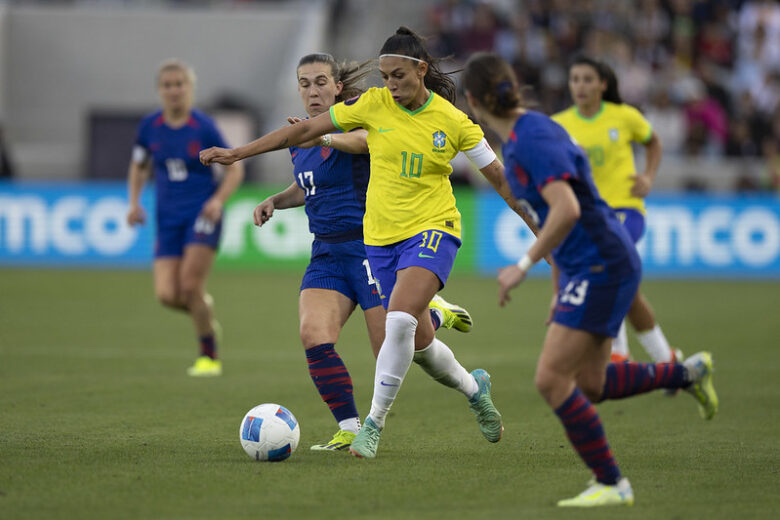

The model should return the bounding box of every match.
[155,213,222,258]
[613,208,645,244]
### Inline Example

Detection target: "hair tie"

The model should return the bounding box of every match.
[496,81,514,106]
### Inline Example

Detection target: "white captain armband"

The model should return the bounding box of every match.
[132,145,149,164]
[463,138,497,169]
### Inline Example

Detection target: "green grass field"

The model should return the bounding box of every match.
[1,270,778,519]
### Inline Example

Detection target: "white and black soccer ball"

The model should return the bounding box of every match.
[239,403,300,461]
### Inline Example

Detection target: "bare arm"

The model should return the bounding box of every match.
[288,117,369,154]
[479,158,541,235]
[253,182,306,227]
[497,180,579,306]
[200,111,337,165]
[126,159,150,225]
[631,131,662,198]
[200,162,245,222]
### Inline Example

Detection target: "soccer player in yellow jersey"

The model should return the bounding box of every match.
[201,27,532,458]
[552,55,681,367]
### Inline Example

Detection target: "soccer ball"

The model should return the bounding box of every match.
[239,403,300,461]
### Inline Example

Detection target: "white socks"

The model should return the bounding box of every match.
[413,338,478,398]
[612,322,674,363]
[367,311,417,429]
[338,417,360,435]
[611,322,629,357]
[636,325,673,362]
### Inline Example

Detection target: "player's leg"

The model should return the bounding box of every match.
[610,322,630,362]
[300,287,363,450]
[153,257,185,310]
[627,292,677,362]
[180,244,220,376]
[536,324,633,507]
[363,305,385,359]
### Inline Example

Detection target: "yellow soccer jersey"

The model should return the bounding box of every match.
[330,87,484,246]
[552,101,652,213]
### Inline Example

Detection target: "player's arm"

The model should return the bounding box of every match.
[498,181,579,306]
[200,111,337,165]
[201,161,245,222]
[478,158,541,236]
[287,117,369,154]
[253,182,306,227]
[126,149,151,226]
[631,131,662,198]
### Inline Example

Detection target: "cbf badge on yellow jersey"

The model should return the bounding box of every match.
[433,130,447,150]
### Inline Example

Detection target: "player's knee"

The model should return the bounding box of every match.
[156,289,180,308]
[534,367,558,401]
[299,323,338,350]
[578,373,606,402]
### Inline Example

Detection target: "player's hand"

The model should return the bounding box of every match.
[253,199,275,227]
[200,197,224,222]
[630,174,652,198]
[545,293,558,326]
[126,204,146,226]
[200,146,238,166]
[287,117,320,148]
[497,264,527,307]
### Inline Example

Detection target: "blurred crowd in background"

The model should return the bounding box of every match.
[425,0,780,191]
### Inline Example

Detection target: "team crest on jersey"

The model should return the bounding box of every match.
[608,128,619,141]
[433,130,447,148]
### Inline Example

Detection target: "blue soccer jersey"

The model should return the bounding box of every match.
[501,111,639,277]
[135,109,227,222]
[289,139,369,241]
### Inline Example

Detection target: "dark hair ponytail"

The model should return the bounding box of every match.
[463,52,524,117]
[570,55,622,104]
[379,26,457,103]
[297,53,374,102]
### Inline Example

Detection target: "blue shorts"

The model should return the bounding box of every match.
[300,239,382,310]
[364,230,461,309]
[155,214,222,258]
[613,208,645,244]
[552,269,641,338]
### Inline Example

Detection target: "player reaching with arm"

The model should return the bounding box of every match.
[127,59,244,377]
[552,55,681,367]
[251,53,474,452]
[202,27,532,459]
[463,52,718,508]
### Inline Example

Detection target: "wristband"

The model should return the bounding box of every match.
[517,254,534,272]
[320,134,332,148]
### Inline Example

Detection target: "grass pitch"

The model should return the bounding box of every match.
[1,270,778,519]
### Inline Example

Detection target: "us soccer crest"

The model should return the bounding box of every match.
[608,128,619,141]
[433,130,447,148]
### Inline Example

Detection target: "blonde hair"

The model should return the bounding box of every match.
[156,59,196,87]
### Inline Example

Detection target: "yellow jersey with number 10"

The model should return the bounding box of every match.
[330,87,484,246]
[552,101,652,213]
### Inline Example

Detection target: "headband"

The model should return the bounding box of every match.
[379,53,427,65]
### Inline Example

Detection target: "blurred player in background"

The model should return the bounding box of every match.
[127,59,244,377]
[252,53,475,452]
[200,27,537,459]
[553,56,681,366]
[463,52,718,508]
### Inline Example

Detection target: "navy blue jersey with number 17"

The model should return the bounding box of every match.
[289,138,370,241]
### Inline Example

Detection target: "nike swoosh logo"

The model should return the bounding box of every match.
[378,128,395,133]
[418,252,434,258]
[380,381,399,387]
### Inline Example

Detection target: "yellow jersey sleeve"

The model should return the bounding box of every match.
[329,88,380,133]
[456,111,485,152]
[621,104,653,144]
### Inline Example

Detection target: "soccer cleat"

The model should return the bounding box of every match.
[557,477,634,507]
[349,417,382,459]
[664,348,685,397]
[186,356,222,377]
[684,351,718,419]
[429,294,473,332]
[468,369,503,442]
[310,429,356,451]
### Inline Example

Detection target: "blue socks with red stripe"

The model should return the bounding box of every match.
[199,334,216,359]
[599,361,688,401]
[555,388,621,485]
[305,343,359,423]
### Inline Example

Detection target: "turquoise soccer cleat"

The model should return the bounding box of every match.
[468,369,503,442]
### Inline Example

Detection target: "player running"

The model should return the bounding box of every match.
[127,59,244,377]
[201,27,533,459]
[463,52,718,507]
[553,55,681,367]
[252,53,472,452]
